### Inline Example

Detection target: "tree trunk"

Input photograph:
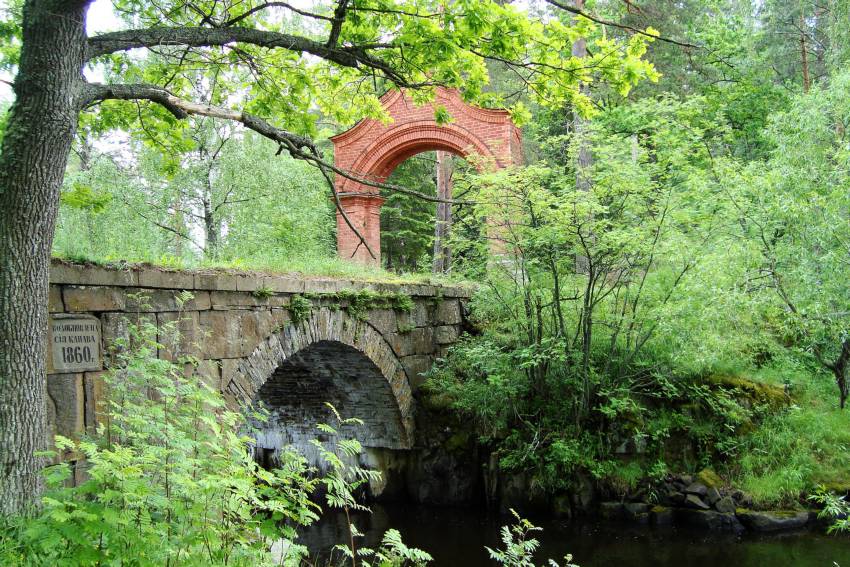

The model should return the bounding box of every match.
[0,0,89,515]
[432,151,453,274]
[572,0,593,275]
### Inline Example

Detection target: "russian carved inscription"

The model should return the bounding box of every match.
[49,315,102,372]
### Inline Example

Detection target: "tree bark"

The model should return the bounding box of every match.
[0,0,90,515]
[432,151,453,274]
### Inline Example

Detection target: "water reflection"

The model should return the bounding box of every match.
[298,503,850,566]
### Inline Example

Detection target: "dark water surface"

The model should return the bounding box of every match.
[300,503,850,566]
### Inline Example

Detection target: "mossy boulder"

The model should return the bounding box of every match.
[703,374,789,408]
[697,468,724,489]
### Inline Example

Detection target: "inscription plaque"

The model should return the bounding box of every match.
[49,316,102,373]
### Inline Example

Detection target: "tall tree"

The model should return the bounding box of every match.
[432,151,454,274]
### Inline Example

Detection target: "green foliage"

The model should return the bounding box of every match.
[288,294,313,325]
[0,317,318,566]
[809,487,850,534]
[300,289,414,322]
[486,510,577,567]
[311,404,431,567]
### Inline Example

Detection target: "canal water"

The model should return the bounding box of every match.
[300,503,850,566]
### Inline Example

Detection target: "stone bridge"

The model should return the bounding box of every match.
[45,260,471,472]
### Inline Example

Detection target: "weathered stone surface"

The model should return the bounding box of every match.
[401,354,433,389]
[736,510,809,532]
[138,268,194,289]
[157,311,201,360]
[194,272,238,291]
[685,494,710,510]
[235,275,263,292]
[199,310,245,358]
[126,289,210,312]
[434,325,459,345]
[685,482,708,497]
[706,487,722,505]
[262,276,304,293]
[240,310,277,356]
[101,312,155,352]
[386,333,415,357]
[49,285,64,312]
[46,373,84,439]
[83,371,106,434]
[715,496,736,513]
[210,290,286,309]
[219,358,241,391]
[367,309,397,335]
[63,286,126,312]
[677,509,744,532]
[51,262,137,286]
[435,299,461,324]
[409,327,435,355]
[697,468,724,489]
[194,359,221,389]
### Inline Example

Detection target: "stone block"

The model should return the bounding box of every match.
[126,289,210,312]
[49,285,64,313]
[210,291,286,309]
[304,279,342,294]
[199,310,245,359]
[194,359,221,390]
[63,286,126,312]
[410,327,435,355]
[47,373,85,439]
[137,268,194,289]
[50,261,137,286]
[47,315,102,374]
[367,309,397,335]
[435,299,461,324]
[736,510,809,532]
[240,310,276,356]
[401,354,433,389]
[83,371,106,434]
[434,325,459,345]
[220,358,241,391]
[157,311,201,360]
[262,276,304,293]
[194,272,238,291]
[101,312,156,357]
[235,275,263,292]
[442,285,474,298]
[271,308,291,331]
[386,333,415,357]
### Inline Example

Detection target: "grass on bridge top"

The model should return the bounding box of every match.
[52,251,473,287]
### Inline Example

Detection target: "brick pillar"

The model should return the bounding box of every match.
[336,193,385,265]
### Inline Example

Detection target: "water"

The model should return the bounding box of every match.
[300,503,850,566]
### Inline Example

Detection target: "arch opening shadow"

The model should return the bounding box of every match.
[250,340,408,471]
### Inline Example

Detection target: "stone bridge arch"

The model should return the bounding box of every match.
[223,307,414,464]
[331,88,522,264]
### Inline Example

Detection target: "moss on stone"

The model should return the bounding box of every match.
[697,468,724,489]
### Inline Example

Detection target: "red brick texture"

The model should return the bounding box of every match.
[331,88,521,264]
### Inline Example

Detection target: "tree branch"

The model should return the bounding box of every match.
[85,26,421,88]
[545,0,699,49]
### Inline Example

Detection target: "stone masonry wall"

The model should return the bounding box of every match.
[46,260,471,459]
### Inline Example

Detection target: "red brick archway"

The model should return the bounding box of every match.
[331,88,522,264]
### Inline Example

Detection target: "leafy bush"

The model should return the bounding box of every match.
[486,510,578,567]
[0,316,319,566]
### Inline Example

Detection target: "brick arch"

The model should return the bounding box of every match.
[331,88,522,264]
[228,308,414,461]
